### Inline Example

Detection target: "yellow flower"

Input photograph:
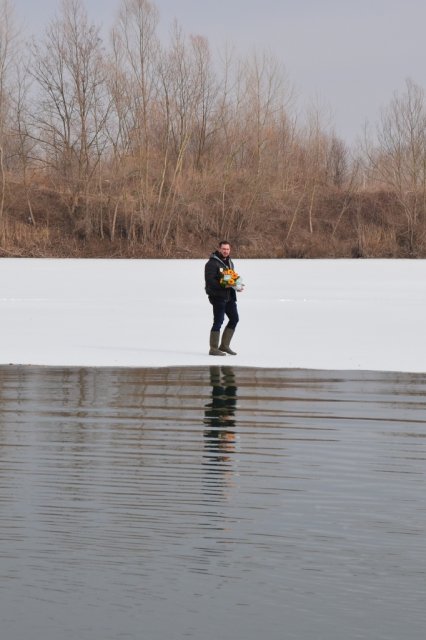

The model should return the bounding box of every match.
[219,267,242,289]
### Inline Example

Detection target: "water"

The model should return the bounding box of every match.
[0,365,425,640]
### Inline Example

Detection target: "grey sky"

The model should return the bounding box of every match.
[12,0,426,145]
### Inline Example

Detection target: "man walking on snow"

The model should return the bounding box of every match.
[204,240,242,356]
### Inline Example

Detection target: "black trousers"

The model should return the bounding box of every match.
[209,296,239,332]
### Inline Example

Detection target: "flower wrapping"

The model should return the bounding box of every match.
[219,268,245,291]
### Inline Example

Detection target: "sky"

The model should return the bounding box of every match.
[11,0,426,146]
[1,258,425,372]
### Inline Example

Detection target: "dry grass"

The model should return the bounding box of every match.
[1,179,426,258]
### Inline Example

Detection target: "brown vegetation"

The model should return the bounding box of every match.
[1,0,426,259]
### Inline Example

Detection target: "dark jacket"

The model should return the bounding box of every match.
[204,251,237,301]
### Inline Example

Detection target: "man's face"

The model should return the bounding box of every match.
[219,244,231,257]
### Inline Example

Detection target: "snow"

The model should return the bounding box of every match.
[0,258,425,372]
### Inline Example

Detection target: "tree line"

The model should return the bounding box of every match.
[1,0,426,258]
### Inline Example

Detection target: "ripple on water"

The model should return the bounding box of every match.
[0,365,425,640]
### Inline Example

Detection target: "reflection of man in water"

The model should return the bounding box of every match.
[203,366,237,465]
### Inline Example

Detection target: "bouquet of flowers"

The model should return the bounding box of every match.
[219,268,245,291]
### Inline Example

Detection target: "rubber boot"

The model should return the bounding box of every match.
[209,331,226,356]
[219,327,237,355]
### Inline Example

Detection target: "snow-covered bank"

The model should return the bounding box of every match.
[1,258,425,372]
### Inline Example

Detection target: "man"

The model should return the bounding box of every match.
[204,240,241,356]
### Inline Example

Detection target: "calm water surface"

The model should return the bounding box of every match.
[0,365,425,640]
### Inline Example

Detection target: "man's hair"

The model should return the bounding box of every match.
[218,240,231,247]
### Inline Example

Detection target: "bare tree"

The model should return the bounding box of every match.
[0,0,19,234]
[210,46,247,235]
[153,22,213,246]
[110,0,160,207]
[29,0,111,235]
[327,135,349,188]
[366,78,426,251]
[11,55,37,226]
[242,51,288,175]
[188,34,218,170]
